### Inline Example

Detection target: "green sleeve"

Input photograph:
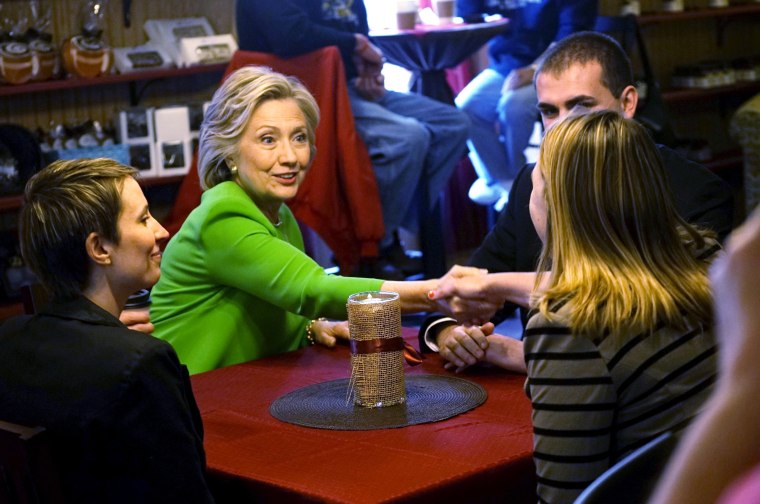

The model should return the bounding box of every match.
[200,194,382,320]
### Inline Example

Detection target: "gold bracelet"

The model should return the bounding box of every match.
[306,317,327,345]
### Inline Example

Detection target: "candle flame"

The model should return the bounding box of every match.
[367,293,373,300]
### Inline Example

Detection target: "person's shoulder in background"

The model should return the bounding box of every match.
[656,144,734,242]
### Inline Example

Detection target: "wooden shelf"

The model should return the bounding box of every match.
[139,174,186,188]
[0,301,24,320]
[0,194,24,212]
[638,3,760,25]
[0,175,184,213]
[0,63,227,98]
[663,80,760,104]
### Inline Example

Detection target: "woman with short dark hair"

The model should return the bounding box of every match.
[0,158,214,503]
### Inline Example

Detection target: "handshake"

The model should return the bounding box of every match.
[428,265,503,325]
[428,264,537,326]
[423,265,539,374]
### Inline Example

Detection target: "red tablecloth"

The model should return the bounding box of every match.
[191,328,536,503]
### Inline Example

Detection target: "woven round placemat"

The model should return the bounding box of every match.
[269,374,487,430]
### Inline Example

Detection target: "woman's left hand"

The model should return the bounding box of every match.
[120,307,155,334]
[312,319,350,348]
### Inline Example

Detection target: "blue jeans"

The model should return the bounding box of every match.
[455,69,538,185]
[348,86,470,244]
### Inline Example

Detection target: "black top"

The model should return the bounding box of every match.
[0,296,214,503]
[236,0,369,80]
[419,145,734,347]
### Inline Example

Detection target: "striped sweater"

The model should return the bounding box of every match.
[524,311,716,503]
[523,242,720,503]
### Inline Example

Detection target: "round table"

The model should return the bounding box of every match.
[370,19,509,276]
[370,18,510,105]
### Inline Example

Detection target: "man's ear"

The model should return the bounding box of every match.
[620,84,639,119]
[85,231,112,266]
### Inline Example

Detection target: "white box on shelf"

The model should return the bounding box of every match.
[113,42,174,74]
[178,34,237,66]
[144,17,215,67]
[116,107,159,177]
[153,106,192,177]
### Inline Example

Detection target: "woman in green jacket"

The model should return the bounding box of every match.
[151,66,492,374]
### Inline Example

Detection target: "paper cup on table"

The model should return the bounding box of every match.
[396,0,418,30]
[434,0,455,23]
[347,291,406,408]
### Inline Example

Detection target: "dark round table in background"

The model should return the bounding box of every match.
[370,19,509,276]
[371,18,509,105]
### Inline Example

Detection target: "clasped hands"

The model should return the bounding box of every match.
[428,266,501,372]
[502,65,535,93]
[352,33,386,101]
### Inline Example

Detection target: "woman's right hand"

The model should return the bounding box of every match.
[430,265,501,324]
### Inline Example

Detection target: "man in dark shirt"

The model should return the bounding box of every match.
[419,32,734,369]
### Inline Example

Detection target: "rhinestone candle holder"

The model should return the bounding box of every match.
[347,291,406,408]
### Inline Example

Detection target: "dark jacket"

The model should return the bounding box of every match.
[0,296,214,503]
[456,0,597,75]
[236,0,369,79]
[419,145,734,347]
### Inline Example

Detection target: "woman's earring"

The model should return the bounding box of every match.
[230,164,238,176]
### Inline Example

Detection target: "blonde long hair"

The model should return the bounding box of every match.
[533,111,713,337]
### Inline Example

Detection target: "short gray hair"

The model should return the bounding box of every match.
[198,66,320,190]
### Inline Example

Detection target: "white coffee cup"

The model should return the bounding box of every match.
[396,0,418,30]
[434,0,455,24]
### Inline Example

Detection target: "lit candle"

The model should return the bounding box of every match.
[346,291,406,408]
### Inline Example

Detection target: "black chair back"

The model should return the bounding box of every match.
[0,420,64,504]
[19,284,49,316]
[573,431,678,504]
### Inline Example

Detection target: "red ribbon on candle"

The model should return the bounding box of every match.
[350,337,424,366]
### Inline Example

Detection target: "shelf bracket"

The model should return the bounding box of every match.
[715,15,733,47]
[128,79,160,107]
[122,0,132,28]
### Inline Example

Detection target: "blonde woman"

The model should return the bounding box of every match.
[432,111,719,503]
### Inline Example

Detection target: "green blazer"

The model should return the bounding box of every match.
[151,181,382,374]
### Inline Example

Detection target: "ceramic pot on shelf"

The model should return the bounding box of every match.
[61,0,112,79]
[61,34,112,78]
[29,37,60,81]
[0,41,35,85]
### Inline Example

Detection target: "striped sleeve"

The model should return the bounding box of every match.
[524,320,616,504]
